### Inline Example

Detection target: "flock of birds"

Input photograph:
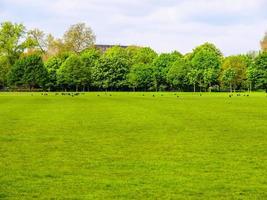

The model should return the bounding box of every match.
[41,92,85,97]
[38,92,250,98]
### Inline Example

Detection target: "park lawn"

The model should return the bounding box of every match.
[0,92,267,199]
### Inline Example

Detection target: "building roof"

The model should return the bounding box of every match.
[95,44,128,52]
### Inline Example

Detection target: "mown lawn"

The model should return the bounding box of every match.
[0,92,267,199]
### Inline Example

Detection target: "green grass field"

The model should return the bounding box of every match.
[0,92,267,199]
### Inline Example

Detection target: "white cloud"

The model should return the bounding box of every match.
[1,0,267,55]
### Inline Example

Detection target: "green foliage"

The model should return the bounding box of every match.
[167,58,189,90]
[153,52,182,90]
[220,68,236,92]
[8,54,48,88]
[132,47,157,64]
[45,56,64,90]
[190,43,222,89]
[0,56,10,87]
[92,46,131,90]
[220,55,248,91]
[57,54,90,90]
[80,48,101,89]
[253,52,267,91]
[128,64,155,91]
[1,21,267,92]
[0,21,34,65]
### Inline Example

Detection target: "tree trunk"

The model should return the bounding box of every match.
[193,83,196,92]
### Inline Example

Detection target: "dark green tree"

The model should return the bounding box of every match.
[253,52,267,92]
[0,56,10,88]
[8,54,48,90]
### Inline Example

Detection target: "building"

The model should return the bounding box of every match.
[95,44,128,52]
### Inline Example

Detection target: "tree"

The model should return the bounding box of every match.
[167,58,189,91]
[92,46,130,90]
[46,34,66,58]
[153,52,182,91]
[0,21,34,65]
[126,47,157,91]
[220,68,236,92]
[63,23,95,53]
[57,54,90,91]
[45,54,69,91]
[132,47,157,65]
[128,64,155,91]
[188,69,199,92]
[0,56,10,88]
[247,66,257,91]
[8,59,25,87]
[80,48,101,90]
[253,52,267,92]
[220,55,248,92]
[27,28,47,53]
[8,54,48,90]
[190,43,222,91]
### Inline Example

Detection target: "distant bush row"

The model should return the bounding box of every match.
[0,21,266,92]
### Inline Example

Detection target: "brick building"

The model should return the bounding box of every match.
[95,44,128,52]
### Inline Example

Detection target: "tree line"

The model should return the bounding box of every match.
[0,21,267,92]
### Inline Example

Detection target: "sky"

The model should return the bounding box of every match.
[1,0,267,55]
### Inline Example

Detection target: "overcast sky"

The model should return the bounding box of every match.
[1,0,267,55]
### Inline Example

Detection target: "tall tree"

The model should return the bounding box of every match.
[45,53,70,91]
[27,28,47,53]
[153,52,182,91]
[92,46,130,90]
[80,48,101,90]
[253,52,267,92]
[8,54,48,90]
[190,43,222,91]
[57,54,90,91]
[167,58,190,91]
[220,68,236,92]
[220,55,248,92]
[132,47,157,65]
[0,21,34,65]
[0,56,10,88]
[128,64,155,91]
[63,23,95,53]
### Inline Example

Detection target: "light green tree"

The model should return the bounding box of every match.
[220,55,248,92]
[57,54,90,91]
[0,22,35,65]
[153,51,182,91]
[190,43,222,91]
[167,58,189,91]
